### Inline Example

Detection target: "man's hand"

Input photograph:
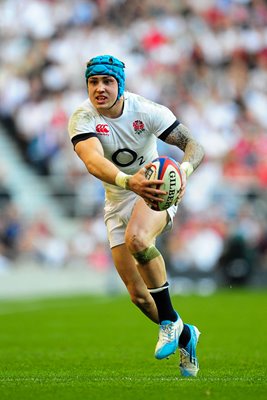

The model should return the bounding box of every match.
[175,167,187,205]
[128,163,167,207]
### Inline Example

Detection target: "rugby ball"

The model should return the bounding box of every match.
[145,156,183,211]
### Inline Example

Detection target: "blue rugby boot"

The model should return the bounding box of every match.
[155,316,183,360]
[179,324,200,377]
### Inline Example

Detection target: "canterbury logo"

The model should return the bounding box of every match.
[96,124,109,134]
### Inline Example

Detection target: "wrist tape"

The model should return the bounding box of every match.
[180,162,194,178]
[115,171,132,189]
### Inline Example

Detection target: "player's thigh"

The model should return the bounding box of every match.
[126,198,168,243]
[111,243,149,297]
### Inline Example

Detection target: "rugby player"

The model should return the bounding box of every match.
[68,55,204,376]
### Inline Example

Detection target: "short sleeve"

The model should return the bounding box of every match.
[68,107,96,141]
[146,101,179,138]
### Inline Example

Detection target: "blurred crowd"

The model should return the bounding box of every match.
[1,0,267,285]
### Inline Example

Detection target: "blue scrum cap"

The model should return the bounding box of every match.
[85,55,125,100]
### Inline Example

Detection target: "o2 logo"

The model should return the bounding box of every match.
[112,148,145,167]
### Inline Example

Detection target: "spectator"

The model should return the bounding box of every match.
[0,0,267,279]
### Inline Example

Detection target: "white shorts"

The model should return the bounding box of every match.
[104,191,178,249]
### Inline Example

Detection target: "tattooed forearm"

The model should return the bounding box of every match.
[164,123,205,170]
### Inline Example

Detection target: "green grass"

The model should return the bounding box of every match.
[0,289,266,400]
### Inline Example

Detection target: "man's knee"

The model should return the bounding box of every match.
[125,231,160,265]
[125,231,160,264]
[125,231,147,253]
[134,245,161,265]
[130,291,152,310]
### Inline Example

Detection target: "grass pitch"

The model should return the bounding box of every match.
[0,289,266,400]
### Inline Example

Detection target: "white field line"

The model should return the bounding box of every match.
[0,376,264,383]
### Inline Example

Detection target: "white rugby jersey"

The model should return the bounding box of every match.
[68,91,179,201]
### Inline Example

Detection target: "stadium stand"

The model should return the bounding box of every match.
[0,0,267,292]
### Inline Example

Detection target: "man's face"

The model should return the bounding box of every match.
[88,75,118,112]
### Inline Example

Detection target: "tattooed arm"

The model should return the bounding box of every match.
[164,123,205,175]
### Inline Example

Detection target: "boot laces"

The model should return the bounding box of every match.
[159,322,176,343]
